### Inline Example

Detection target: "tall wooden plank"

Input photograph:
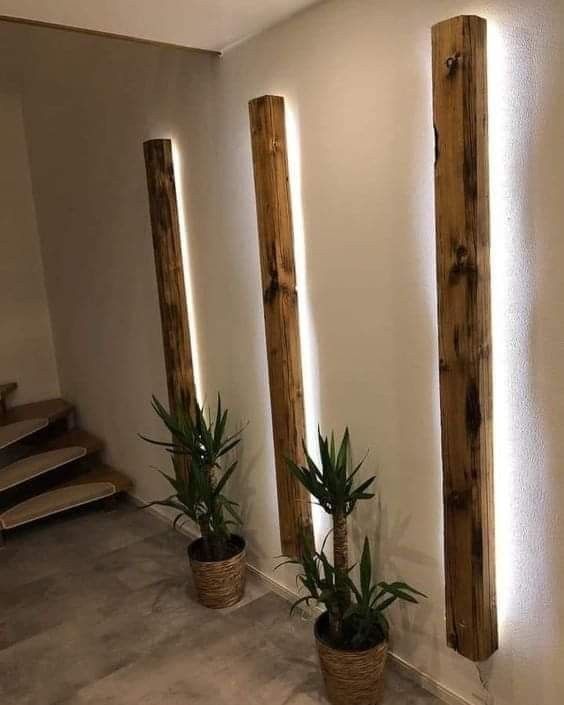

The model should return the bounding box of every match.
[143,139,196,420]
[432,16,498,661]
[248,95,313,557]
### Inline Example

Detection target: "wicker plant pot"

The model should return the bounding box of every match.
[187,534,246,609]
[314,613,388,705]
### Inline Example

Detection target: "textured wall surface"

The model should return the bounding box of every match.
[205,2,564,704]
[0,0,322,51]
[0,22,217,503]
[0,92,59,404]
[3,1,563,703]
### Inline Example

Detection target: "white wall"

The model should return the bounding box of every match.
[200,1,564,705]
[0,22,218,503]
[0,91,59,404]
[4,2,564,704]
[0,0,321,52]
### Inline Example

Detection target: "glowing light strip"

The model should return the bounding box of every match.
[171,141,203,404]
[285,103,327,543]
[489,21,534,632]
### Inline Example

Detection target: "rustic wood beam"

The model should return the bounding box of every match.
[248,95,313,558]
[143,139,196,420]
[432,15,498,661]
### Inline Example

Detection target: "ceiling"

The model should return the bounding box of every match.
[0,0,322,53]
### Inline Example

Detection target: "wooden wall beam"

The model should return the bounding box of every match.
[248,95,313,558]
[143,139,196,420]
[432,16,498,661]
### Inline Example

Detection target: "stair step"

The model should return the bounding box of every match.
[39,429,104,454]
[0,447,87,493]
[0,482,115,530]
[0,419,49,451]
[60,463,132,493]
[0,399,73,427]
[0,465,132,531]
[0,429,104,503]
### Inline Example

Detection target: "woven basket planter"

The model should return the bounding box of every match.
[187,534,246,609]
[314,613,388,705]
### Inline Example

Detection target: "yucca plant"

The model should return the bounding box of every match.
[141,394,244,561]
[285,429,424,649]
[345,538,424,649]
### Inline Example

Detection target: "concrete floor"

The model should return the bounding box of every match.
[0,503,443,705]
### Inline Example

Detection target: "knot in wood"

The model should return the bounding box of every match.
[264,271,280,304]
[455,244,468,265]
[448,488,471,510]
[446,52,461,76]
[465,380,482,438]
[449,244,477,285]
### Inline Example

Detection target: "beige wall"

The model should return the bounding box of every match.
[3,1,564,703]
[0,22,218,503]
[205,1,564,705]
[0,91,59,404]
[0,0,321,52]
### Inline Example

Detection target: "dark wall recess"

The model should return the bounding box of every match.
[432,16,498,661]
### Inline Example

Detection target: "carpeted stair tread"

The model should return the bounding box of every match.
[0,482,117,530]
[0,419,49,451]
[0,399,73,427]
[0,464,132,530]
[0,447,88,493]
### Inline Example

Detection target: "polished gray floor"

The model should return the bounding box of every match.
[0,503,443,705]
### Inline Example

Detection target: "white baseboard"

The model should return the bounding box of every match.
[128,492,472,705]
[388,653,472,705]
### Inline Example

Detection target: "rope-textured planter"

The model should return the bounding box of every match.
[187,534,246,609]
[315,613,388,705]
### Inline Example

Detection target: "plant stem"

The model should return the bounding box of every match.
[333,509,350,635]
[209,532,227,561]
[205,462,224,561]
[199,517,212,561]
[328,604,343,644]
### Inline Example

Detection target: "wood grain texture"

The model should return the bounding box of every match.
[248,95,313,558]
[143,139,196,422]
[432,15,497,661]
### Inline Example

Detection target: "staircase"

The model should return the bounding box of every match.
[0,382,132,544]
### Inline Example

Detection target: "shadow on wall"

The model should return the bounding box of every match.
[266,7,562,705]
[532,31,564,705]
[286,100,324,540]
[485,17,547,705]
[285,12,445,679]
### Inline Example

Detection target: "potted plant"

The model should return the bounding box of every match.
[282,429,425,705]
[142,395,246,609]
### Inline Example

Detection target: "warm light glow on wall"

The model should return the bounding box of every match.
[489,21,537,634]
[171,141,203,404]
[489,19,512,635]
[285,104,327,543]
